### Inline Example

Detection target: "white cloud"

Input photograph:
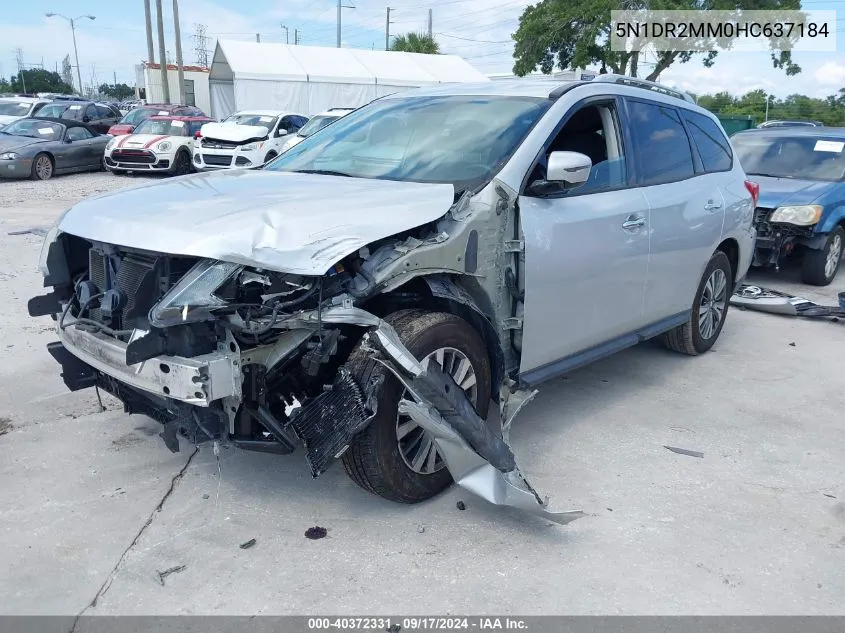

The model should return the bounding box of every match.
[814,60,845,86]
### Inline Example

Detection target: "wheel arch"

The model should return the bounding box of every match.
[357,274,505,400]
[716,237,739,282]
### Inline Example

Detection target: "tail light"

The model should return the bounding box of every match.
[744,180,759,207]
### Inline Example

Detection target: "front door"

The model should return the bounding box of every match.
[518,99,651,378]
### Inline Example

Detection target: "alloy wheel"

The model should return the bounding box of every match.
[825,233,842,280]
[396,347,478,475]
[36,156,52,180]
[698,268,728,340]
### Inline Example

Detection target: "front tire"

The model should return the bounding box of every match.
[171,150,192,176]
[30,153,53,181]
[801,227,843,286]
[341,310,491,503]
[663,250,733,356]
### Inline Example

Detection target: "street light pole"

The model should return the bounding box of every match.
[46,13,95,96]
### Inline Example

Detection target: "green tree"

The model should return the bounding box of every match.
[10,69,74,94]
[99,83,135,100]
[696,88,845,126]
[390,32,440,54]
[0,78,12,94]
[512,0,802,80]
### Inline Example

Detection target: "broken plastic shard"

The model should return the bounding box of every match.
[398,399,585,526]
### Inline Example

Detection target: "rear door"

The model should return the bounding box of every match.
[624,98,727,322]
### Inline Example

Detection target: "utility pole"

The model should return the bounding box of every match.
[385,7,392,51]
[281,24,289,44]
[192,23,209,67]
[337,0,355,48]
[294,29,300,45]
[256,33,261,42]
[113,70,117,86]
[154,0,170,103]
[15,48,26,93]
[173,0,186,104]
[144,0,155,64]
[428,9,432,38]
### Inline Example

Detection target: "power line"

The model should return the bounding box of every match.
[436,32,511,43]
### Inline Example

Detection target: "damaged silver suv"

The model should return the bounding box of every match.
[30,75,756,523]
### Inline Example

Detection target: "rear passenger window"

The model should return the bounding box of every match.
[627,100,694,185]
[682,110,732,173]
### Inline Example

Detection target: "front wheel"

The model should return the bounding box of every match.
[30,153,53,181]
[801,227,843,286]
[663,250,733,356]
[171,150,192,176]
[341,310,491,503]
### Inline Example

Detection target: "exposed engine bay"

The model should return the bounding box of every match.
[29,180,584,525]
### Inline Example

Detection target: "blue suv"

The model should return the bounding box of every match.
[732,127,845,285]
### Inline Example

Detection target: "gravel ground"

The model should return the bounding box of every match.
[0,171,160,207]
[1,173,845,616]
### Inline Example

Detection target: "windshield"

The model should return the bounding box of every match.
[0,101,32,116]
[120,107,161,125]
[265,95,551,192]
[222,113,278,132]
[297,114,340,138]
[733,134,845,181]
[37,103,70,118]
[2,119,63,140]
[134,119,189,136]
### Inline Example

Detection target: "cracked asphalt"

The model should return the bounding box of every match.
[1,173,845,615]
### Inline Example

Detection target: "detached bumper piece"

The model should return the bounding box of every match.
[368,323,585,526]
[730,284,845,319]
[289,368,370,477]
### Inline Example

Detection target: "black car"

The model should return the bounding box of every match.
[0,117,110,180]
[35,101,122,134]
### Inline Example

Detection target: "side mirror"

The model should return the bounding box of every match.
[547,151,592,185]
[82,115,91,123]
[64,137,73,144]
[275,128,288,137]
[194,131,202,139]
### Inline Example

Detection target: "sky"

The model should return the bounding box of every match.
[2,0,845,99]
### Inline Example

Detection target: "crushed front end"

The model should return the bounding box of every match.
[29,181,583,525]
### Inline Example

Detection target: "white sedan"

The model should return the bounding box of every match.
[280,107,355,153]
[105,115,213,175]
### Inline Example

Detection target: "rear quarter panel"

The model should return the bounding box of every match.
[721,163,756,284]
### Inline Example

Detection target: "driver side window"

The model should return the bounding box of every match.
[528,102,627,196]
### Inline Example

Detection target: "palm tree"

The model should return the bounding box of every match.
[390,32,440,54]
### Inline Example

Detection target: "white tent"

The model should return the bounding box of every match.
[208,40,489,119]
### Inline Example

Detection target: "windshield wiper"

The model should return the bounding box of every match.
[746,171,794,179]
[290,168,354,178]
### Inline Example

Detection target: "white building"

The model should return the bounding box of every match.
[208,40,489,120]
[135,62,211,114]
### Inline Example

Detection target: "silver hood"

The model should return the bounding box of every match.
[57,169,455,275]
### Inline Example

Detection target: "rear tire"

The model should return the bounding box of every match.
[663,250,733,356]
[30,153,53,181]
[801,227,843,286]
[341,310,491,503]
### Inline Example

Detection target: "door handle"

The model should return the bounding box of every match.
[704,200,723,211]
[622,215,646,230]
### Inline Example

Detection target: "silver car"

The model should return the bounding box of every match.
[31,75,756,522]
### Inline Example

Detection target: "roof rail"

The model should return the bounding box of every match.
[585,73,696,103]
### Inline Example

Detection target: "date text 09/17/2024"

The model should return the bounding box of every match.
[307,617,529,631]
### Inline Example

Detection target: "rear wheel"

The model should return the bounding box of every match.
[30,153,53,181]
[663,251,733,356]
[801,227,843,286]
[341,310,491,503]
